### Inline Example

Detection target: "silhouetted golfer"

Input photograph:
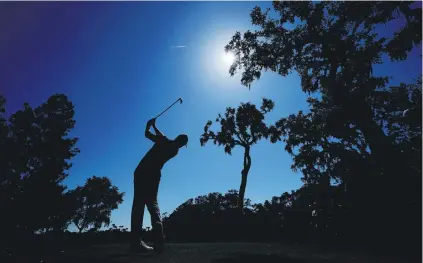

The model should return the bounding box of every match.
[130,118,188,254]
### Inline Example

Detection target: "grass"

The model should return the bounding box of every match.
[4,242,420,263]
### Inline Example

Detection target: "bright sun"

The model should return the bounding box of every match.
[222,52,235,66]
[201,34,241,85]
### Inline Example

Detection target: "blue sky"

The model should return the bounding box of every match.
[0,2,421,230]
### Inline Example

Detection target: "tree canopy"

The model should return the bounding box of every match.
[0,94,79,234]
[67,176,125,233]
[0,93,124,250]
[225,1,422,252]
[225,2,421,173]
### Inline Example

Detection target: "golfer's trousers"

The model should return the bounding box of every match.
[131,169,164,244]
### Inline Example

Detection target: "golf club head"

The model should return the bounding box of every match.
[179,98,183,104]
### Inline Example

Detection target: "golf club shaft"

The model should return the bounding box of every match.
[155,99,181,119]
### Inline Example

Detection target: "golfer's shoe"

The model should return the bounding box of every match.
[130,241,154,255]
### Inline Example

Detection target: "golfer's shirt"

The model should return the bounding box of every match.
[136,135,179,174]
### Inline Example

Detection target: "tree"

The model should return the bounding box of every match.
[0,94,79,236]
[200,98,281,211]
[67,176,124,233]
[224,1,421,252]
[0,95,9,194]
[225,1,421,178]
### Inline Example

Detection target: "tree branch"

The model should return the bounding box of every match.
[234,130,247,146]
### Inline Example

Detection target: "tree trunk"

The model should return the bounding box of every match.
[352,104,406,176]
[238,146,251,212]
[326,59,398,170]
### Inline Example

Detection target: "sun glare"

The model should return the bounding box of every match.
[200,32,242,87]
[222,52,235,66]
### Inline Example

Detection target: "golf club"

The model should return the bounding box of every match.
[154,98,183,119]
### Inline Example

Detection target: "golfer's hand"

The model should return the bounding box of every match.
[147,118,156,126]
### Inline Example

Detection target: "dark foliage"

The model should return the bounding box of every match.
[223,0,421,257]
[67,176,124,233]
[0,94,79,237]
[0,94,124,258]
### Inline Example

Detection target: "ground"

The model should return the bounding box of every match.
[11,242,419,263]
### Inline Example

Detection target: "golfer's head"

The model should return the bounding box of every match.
[175,134,188,148]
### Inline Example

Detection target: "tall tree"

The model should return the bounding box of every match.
[0,94,79,235]
[67,176,124,233]
[224,1,421,250]
[200,98,280,211]
[225,1,421,178]
[0,95,8,192]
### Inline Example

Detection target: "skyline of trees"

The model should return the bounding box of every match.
[0,1,421,261]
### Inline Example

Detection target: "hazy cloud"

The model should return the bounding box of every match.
[171,45,187,49]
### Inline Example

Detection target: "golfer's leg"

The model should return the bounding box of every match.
[146,177,165,252]
[146,198,164,240]
[130,177,146,247]
[146,197,165,255]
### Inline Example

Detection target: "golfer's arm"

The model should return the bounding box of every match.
[145,123,157,142]
[153,124,164,137]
